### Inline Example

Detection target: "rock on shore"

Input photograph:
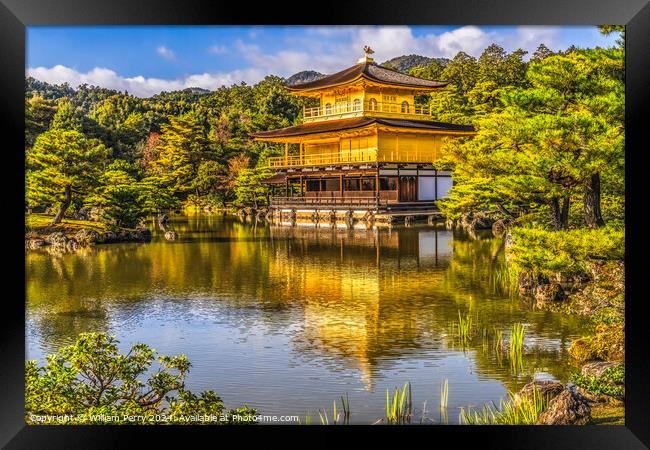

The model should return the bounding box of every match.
[26,227,151,252]
[537,387,591,425]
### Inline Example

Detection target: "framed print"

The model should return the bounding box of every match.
[1,0,648,447]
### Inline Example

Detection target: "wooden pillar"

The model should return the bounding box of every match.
[284,142,288,166]
[339,173,343,198]
[300,175,303,197]
[396,167,401,202]
[285,176,289,198]
[375,167,380,208]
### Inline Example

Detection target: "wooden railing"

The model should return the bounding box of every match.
[267,147,434,168]
[270,194,387,209]
[268,147,378,168]
[303,101,431,121]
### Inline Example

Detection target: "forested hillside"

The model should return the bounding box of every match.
[285,70,325,86]
[25,74,317,226]
[381,54,449,72]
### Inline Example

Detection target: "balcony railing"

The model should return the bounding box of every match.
[267,147,434,168]
[268,147,378,168]
[303,101,431,121]
[270,194,387,210]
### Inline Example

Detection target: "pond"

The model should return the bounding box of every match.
[26,215,589,424]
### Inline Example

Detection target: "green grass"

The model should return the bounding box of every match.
[460,387,547,425]
[457,310,473,344]
[300,415,312,425]
[590,402,625,425]
[25,213,108,234]
[385,382,412,424]
[440,379,449,409]
[492,265,519,297]
[508,323,525,373]
[509,323,525,354]
[315,394,351,425]
[340,393,351,423]
[493,328,504,352]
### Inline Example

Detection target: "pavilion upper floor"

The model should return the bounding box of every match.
[285,56,449,123]
[251,117,475,169]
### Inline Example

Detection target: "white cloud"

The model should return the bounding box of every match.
[27,65,264,98]
[156,45,175,60]
[351,26,425,62]
[208,44,227,54]
[509,26,561,55]
[234,39,343,77]
[233,25,497,78]
[28,26,587,97]
[434,26,495,58]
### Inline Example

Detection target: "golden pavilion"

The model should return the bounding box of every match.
[252,47,475,225]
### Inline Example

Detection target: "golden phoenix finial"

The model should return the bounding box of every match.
[363,46,375,56]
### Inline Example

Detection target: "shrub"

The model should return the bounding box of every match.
[182,193,225,213]
[570,365,625,401]
[25,332,256,425]
[509,227,624,277]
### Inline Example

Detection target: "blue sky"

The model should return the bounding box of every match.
[27,25,617,97]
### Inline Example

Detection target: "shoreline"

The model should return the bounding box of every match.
[25,213,151,252]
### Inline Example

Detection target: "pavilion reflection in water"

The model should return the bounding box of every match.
[268,225,452,389]
[266,224,575,392]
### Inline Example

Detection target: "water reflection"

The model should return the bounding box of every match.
[26,215,588,423]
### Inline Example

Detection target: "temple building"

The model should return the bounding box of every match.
[251,48,475,226]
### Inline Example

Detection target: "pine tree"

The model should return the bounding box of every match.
[439,49,624,230]
[151,112,213,196]
[25,95,58,148]
[84,160,144,228]
[26,129,110,224]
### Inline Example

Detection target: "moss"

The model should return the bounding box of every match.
[569,323,624,363]
[26,213,107,233]
[590,402,625,425]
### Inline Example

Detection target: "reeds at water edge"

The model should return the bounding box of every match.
[440,378,449,409]
[386,382,412,424]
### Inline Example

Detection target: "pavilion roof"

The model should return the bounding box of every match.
[285,61,448,92]
[251,117,474,139]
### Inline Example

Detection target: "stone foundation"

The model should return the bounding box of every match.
[266,207,444,228]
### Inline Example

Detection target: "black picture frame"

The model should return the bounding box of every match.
[2,0,648,447]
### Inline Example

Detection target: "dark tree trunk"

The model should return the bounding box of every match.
[51,186,71,225]
[550,197,562,230]
[496,203,516,218]
[584,173,606,229]
[550,196,571,230]
[560,195,570,229]
[157,214,169,232]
